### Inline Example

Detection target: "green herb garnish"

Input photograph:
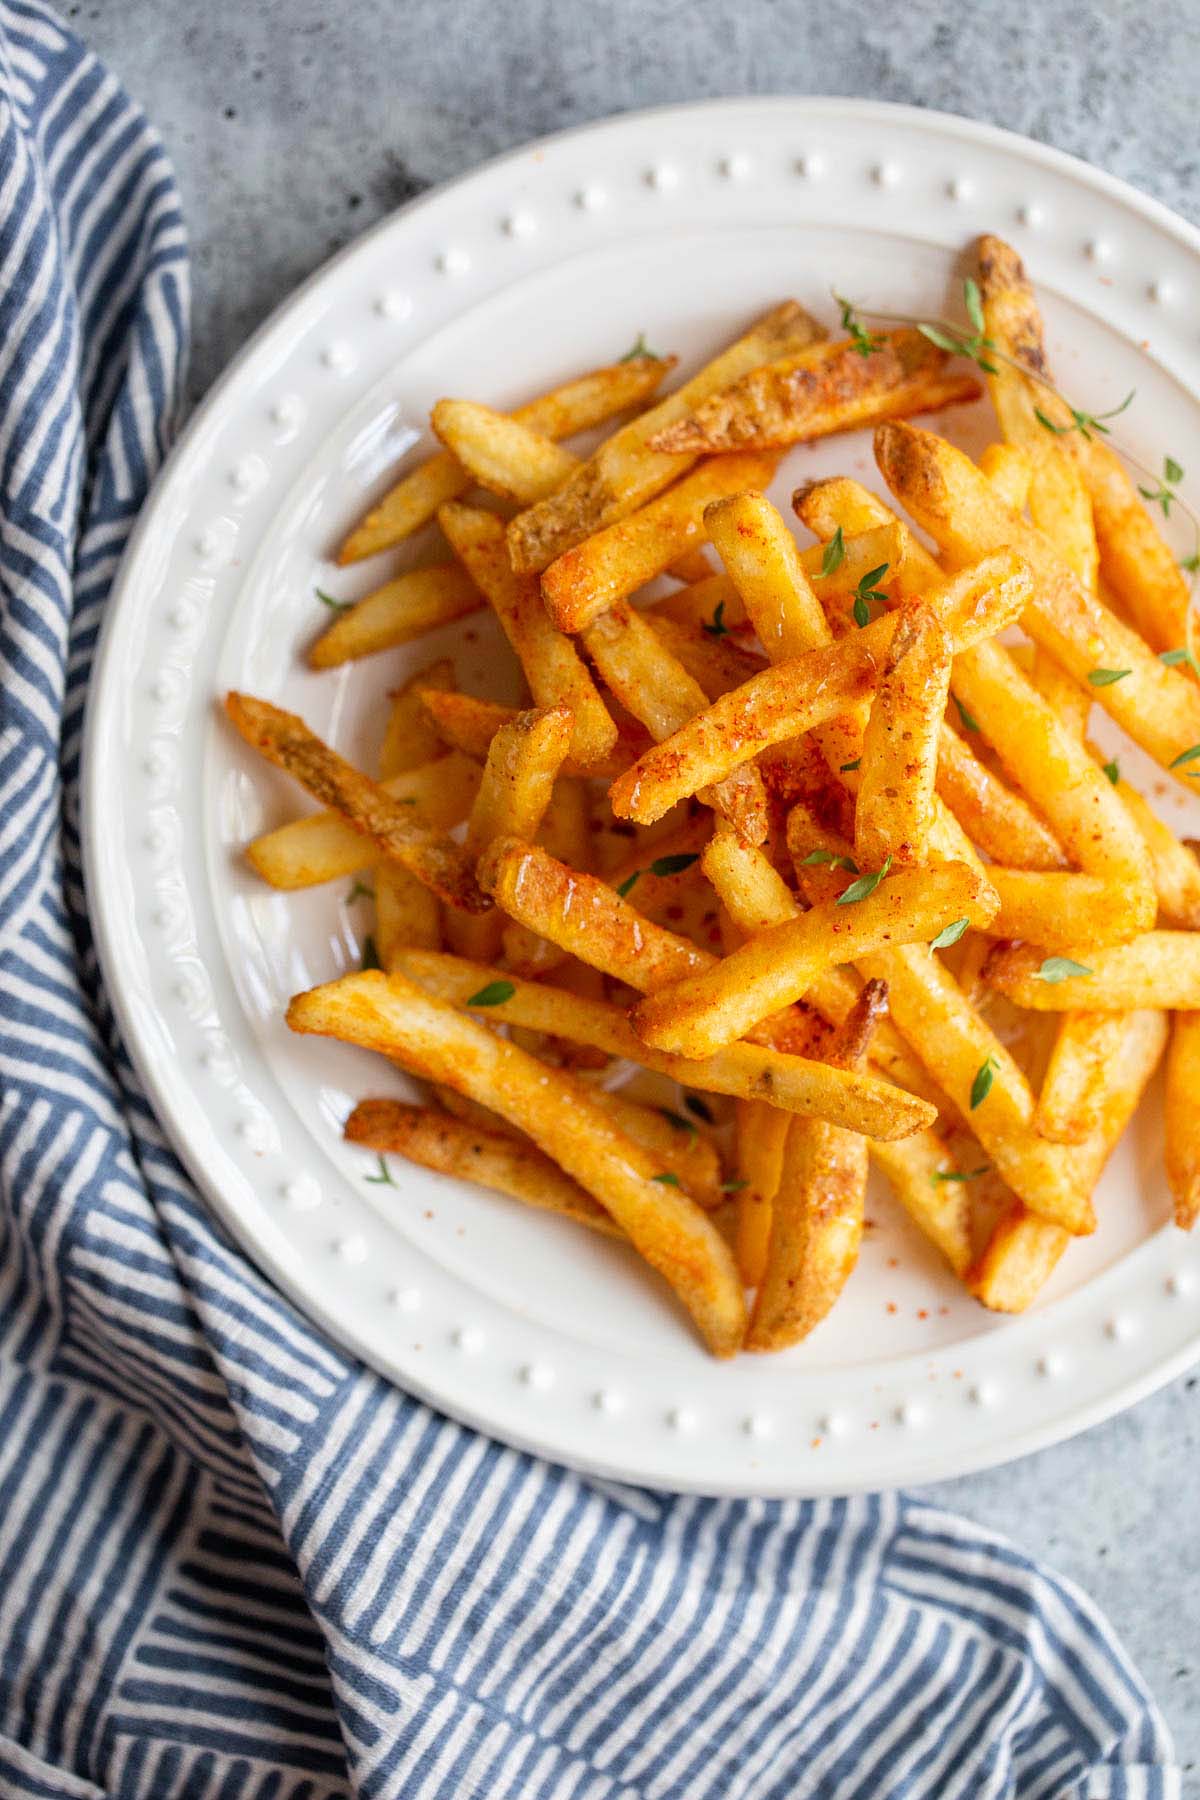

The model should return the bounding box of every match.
[953,695,980,732]
[316,587,351,613]
[1034,388,1134,441]
[1087,667,1130,686]
[930,916,970,951]
[970,1056,999,1111]
[834,293,883,357]
[620,332,662,362]
[1161,646,1200,678]
[1139,455,1183,518]
[346,879,375,904]
[852,562,889,627]
[364,1154,396,1187]
[720,1178,749,1193]
[840,757,861,772]
[1170,744,1200,772]
[1101,759,1120,786]
[932,1165,991,1185]
[467,979,516,1006]
[821,526,846,576]
[836,855,892,906]
[651,1171,681,1188]
[801,848,859,872]
[702,600,729,638]
[1034,957,1094,982]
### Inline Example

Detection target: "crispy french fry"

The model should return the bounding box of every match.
[419,688,645,780]
[985,933,1200,1011]
[1029,648,1091,740]
[971,1009,1168,1309]
[430,400,578,503]
[649,572,743,633]
[446,703,572,960]
[874,421,1200,781]
[747,984,884,1349]
[291,972,744,1354]
[643,609,767,700]
[977,234,1189,650]
[226,696,487,910]
[1035,1012,1129,1144]
[1166,1012,1200,1229]
[587,1089,724,1206]
[246,752,481,890]
[376,666,452,963]
[632,861,996,1061]
[978,442,1032,512]
[346,1099,622,1237]
[704,489,828,660]
[649,331,981,454]
[380,658,455,773]
[1092,757,1200,930]
[869,1128,974,1278]
[507,301,824,573]
[935,720,1067,870]
[856,606,951,867]
[984,869,1146,954]
[338,354,674,563]
[394,948,936,1140]
[540,451,781,633]
[733,1099,790,1287]
[1027,445,1100,592]
[667,546,717,584]
[309,564,482,669]
[582,600,768,843]
[438,502,617,770]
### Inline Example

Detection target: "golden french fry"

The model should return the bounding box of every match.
[345,1099,622,1238]
[1027,445,1100,592]
[667,546,717,584]
[869,1129,974,1278]
[978,441,1033,512]
[582,600,768,844]
[309,564,482,669]
[290,972,744,1354]
[501,774,597,980]
[643,609,767,700]
[747,984,884,1349]
[419,687,646,780]
[935,720,1067,871]
[1092,757,1200,931]
[376,665,452,964]
[586,1089,724,1207]
[733,1099,790,1287]
[1034,1012,1129,1144]
[226,696,487,911]
[338,354,675,563]
[429,400,578,503]
[971,1009,1168,1309]
[394,948,937,1139]
[648,331,981,454]
[632,861,997,1061]
[540,451,782,633]
[984,870,1147,954]
[649,572,743,633]
[438,502,617,770]
[1166,1012,1200,1229]
[704,489,829,660]
[977,234,1189,650]
[856,606,951,868]
[247,752,481,890]
[985,933,1200,1011]
[380,658,455,774]
[874,420,1200,781]
[446,704,573,961]
[1029,648,1091,740]
[507,301,824,574]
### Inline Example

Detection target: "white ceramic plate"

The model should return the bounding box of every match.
[84,98,1200,1496]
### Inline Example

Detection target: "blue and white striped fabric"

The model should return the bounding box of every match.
[0,6,1183,1795]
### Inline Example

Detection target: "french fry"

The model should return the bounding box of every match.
[666,546,717,584]
[1027,445,1100,592]
[978,442,1033,512]
[540,451,781,633]
[603,814,714,924]
[874,421,1200,780]
[446,704,572,960]
[438,502,617,769]
[246,752,481,890]
[582,600,768,843]
[376,665,452,963]
[430,400,578,503]
[648,331,982,454]
[733,1099,791,1286]
[1029,648,1091,740]
[290,972,745,1354]
[855,606,951,867]
[704,489,829,660]
[985,933,1200,1011]
[869,1128,974,1278]
[977,233,1189,650]
[419,688,646,779]
[226,696,487,910]
[379,658,455,773]
[1035,1012,1129,1144]
[643,610,767,700]
[632,861,996,1061]
[394,948,937,1140]
[507,301,824,573]
[971,1009,1168,1309]
[935,720,1067,871]
[1102,766,1200,930]
[345,1099,622,1237]
[501,773,599,980]
[747,985,884,1349]
[1166,1012,1200,1229]
[983,869,1146,954]
[338,354,674,563]
[309,564,482,669]
[649,572,743,633]
[586,1089,724,1206]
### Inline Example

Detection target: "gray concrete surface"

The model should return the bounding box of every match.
[79,0,1199,1779]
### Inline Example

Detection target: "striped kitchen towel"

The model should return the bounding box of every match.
[0,4,1182,1795]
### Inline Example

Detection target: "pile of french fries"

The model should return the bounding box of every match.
[226,233,1200,1359]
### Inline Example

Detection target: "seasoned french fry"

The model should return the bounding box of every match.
[667,546,717,584]
[419,687,645,779]
[733,1099,791,1287]
[1027,445,1100,592]
[226,696,487,910]
[586,1089,724,1206]
[649,572,743,633]
[632,861,996,1061]
[394,948,937,1140]
[338,354,674,563]
[246,752,481,890]
[977,234,1189,650]
[500,773,599,980]
[869,1128,974,1278]
[379,658,455,773]
[376,665,452,963]
[984,869,1146,954]
[971,1009,1168,1309]
[978,442,1033,512]
[447,704,572,960]
[346,1099,622,1237]
[430,400,578,503]
[291,972,744,1354]
[1035,1012,1129,1144]
[1029,648,1091,740]
[582,600,768,843]
[874,421,1200,780]
[309,564,482,669]
[1091,757,1200,930]
[855,606,951,867]
[648,331,981,454]
[985,933,1200,1011]
[747,985,884,1349]
[1166,1012,1200,1229]
[643,610,767,700]
[438,502,617,770]
[935,720,1067,870]
[704,489,828,659]
[507,301,824,573]
[541,451,781,633]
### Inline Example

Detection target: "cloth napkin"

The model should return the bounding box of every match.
[0,5,1182,1795]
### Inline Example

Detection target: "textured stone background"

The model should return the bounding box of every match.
[83,0,1199,1778]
